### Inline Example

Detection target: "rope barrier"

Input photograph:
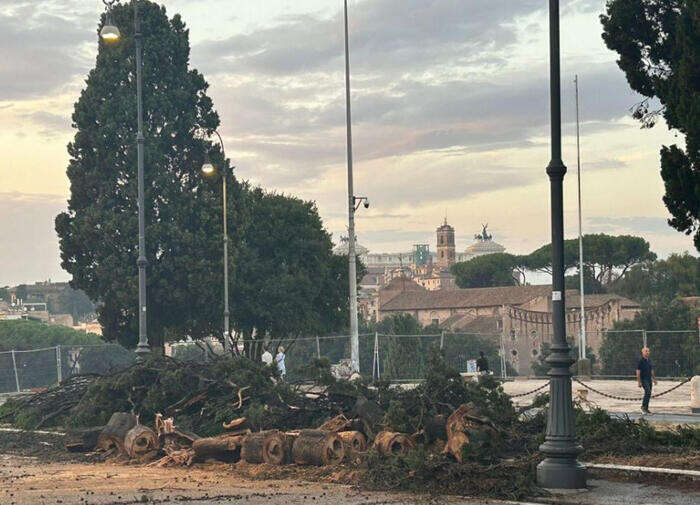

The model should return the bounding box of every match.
[572,377,692,402]
[509,382,550,398]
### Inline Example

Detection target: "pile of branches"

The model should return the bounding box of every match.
[2,349,698,501]
[0,374,101,429]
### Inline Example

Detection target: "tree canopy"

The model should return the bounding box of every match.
[450,253,520,288]
[56,1,229,350]
[523,234,655,285]
[609,252,699,303]
[0,320,103,352]
[55,1,351,354]
[231,189,353,357]
[601,0,700,250]
[449,234,654,288]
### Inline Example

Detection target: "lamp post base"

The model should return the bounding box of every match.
[135,342,150,361]
[537,457,587,489]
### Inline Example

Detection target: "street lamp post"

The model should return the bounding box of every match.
[537,0,586,489]
[343,0,360,373]
[100,0,149,357]
[201,131,231,351]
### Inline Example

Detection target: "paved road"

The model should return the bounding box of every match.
[612,412,700,424]
[504,379,692,414]
[1,453,697,505]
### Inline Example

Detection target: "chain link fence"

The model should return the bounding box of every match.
[0,344,136,393]
[2,328,697,392]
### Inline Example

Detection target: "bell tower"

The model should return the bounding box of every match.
[436,218,455,269]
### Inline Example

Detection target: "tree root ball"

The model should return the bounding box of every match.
[291,430,345,466]
[337,430,367,452]
[373,431,415,457]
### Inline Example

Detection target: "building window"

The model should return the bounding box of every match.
[532,348,539,356]
[530,330,537,339]
[432,319,439,326]
[510,329,516,341]
[511,349,518,356]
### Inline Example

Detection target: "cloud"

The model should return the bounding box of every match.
[0,192,69,286]
[0,4,95,101]
[586,216,677,235]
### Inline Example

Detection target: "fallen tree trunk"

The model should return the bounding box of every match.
[338,430,367,452]
[124,424,159,459]
[373,431,414,457]
[192,434,245,462]
[291,430,345,466]
[97,412,137,454]
[65,426,104,453]
[241,431,290,465]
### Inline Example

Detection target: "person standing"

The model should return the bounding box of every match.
[261,347,273,366]
[275,346,286,379]
[476,351,490,374]
[636,347,657,414]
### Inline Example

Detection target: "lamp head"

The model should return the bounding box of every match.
[100,9,120,42]
[201,152,215,175]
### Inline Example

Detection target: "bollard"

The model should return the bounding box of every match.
[691,376,700,414]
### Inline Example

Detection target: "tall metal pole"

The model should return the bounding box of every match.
[344,0,360,373]
[134,0,150,357]
[575,75,586,360]
[537,0,586,489]
[214,131,230,350]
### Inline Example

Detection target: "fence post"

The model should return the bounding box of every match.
[315,336,321,359]
[56,345,62,384]
[440,331,445,350]
[500,333,507,379]
[372,332,379,381]
[642,329,648,348]
[11,350,20,393]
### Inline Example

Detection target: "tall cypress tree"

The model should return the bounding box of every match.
[56,1,244,350]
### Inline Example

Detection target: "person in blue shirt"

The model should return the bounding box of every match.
[636,347,657,414]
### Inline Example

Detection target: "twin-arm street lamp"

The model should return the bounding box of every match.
[100,0,149,357]
[200,131,232,351]
[537,0,586,489]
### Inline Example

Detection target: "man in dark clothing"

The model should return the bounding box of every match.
[636,347,657,414]
[476,351,489,374]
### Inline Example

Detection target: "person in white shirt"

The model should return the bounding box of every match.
[275,346,286,378]
[261,348,273,366]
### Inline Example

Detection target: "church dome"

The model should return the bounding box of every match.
[464,240,505,255]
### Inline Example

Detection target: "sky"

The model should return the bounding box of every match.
[0,0,695,287]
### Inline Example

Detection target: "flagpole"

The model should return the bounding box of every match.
[575,75,586,360]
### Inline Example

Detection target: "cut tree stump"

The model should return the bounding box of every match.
[97,412,137,454]
[241,431,290,465]
[124,424,159,459]
[373,431,414,457]
[291,430,345,466]
[192,434,245,462]
[337,431,367,452]
[65,426,104,453]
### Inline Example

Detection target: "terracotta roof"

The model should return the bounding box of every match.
[439,314,500,333]
[564,292,640,309]
[381,284,552,311]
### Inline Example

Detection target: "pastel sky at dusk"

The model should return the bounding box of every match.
[0,0,694,287]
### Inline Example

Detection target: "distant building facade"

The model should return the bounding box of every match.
[377,284,640,375]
